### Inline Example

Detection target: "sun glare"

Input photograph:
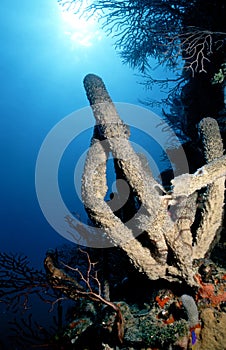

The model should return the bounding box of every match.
[59,2,103,48]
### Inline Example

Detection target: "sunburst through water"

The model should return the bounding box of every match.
[58,0,103,48]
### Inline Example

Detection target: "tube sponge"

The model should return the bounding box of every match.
[181,294,199,328]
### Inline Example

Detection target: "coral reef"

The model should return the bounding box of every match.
[81,73,225,286]
[61,298,189,350]
[195,271,226,307]
[42,74,226,349]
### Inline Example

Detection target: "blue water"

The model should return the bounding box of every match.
[0,0,169,267]
[0,1,178,347]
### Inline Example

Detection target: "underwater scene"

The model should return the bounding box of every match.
[1,0,226,349]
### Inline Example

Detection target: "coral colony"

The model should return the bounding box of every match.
[81,73,225,286]
[1,74,226,349]
[43,74,226,348]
